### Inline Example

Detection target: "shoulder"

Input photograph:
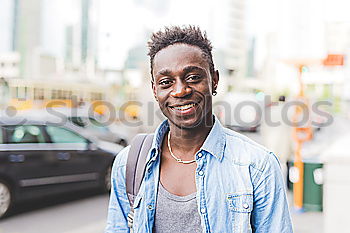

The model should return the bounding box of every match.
[111,145,130,174]
[222,127,280,172]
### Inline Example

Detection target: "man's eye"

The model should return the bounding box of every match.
[159,80,173,86]
[187,75,201,82]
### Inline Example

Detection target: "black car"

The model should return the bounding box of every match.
[0,116,124,218]
[18,108,129,146]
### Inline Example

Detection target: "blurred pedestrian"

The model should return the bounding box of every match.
[105,26,293,233]
[261,95,293,182]
[0,77,10,110]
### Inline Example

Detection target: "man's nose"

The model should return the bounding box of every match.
[170,81,192,98]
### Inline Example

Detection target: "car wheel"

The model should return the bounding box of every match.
[101,167,112,193]
[0,180,12,219]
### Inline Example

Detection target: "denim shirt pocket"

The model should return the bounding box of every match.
[226,193,253,233]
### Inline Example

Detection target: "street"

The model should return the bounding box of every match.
[0,190,109,233]
[1,116,349,233]
[1,0,349,232]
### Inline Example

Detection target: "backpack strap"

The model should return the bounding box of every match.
[126,133,154,230]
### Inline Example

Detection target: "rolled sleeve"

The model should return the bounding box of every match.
[251,152,293,233]
[105,146,131,233]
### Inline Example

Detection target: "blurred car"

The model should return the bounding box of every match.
[17,107,128,147]
[0,116,124,219]
[214,93,262,132]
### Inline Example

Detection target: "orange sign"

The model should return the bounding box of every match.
[323,54,344,66]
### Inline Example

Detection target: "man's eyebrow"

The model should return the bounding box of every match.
[156,69,172,77]
[155,66,205,77]
[182,66,205,74]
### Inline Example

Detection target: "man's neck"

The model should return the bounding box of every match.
[167,115,214,159]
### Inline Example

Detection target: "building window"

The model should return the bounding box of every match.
[51,89,58,99]
[91,92,103,101]
[16,87,27,100]
[34,88,44,100]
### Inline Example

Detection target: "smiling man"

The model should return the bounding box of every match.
[105,26,293,233]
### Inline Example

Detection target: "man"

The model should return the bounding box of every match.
[105,26,293,233]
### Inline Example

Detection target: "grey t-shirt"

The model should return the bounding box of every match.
[153,182,202,233]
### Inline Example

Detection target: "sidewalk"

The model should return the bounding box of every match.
[288,115,350,233]
[288,191,324,233]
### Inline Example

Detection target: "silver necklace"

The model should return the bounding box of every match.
[167,132,196,164]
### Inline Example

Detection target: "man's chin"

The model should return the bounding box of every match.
[168,114,206,130]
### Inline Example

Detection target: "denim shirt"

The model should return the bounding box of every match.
[105,117,293,233]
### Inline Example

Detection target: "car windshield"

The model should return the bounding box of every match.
[46,126,88,143]
[69,117,109,133]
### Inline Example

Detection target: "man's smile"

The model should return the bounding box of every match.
[168,101,199,115]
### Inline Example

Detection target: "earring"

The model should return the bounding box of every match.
[213,90,217,96]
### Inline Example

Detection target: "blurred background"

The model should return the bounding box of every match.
[0,0,350,232]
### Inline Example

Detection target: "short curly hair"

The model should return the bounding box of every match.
[147,25,215,79]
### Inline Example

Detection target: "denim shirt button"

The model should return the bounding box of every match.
[197,152,203,158]
[198,171,204,176]
[200,208,206,214]
[243,203,249,209]
[147,204,153,210]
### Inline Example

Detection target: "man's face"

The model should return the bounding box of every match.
[152,43,219,129]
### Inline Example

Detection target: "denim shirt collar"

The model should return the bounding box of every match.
[201,116,226,161]
[147,115,226,163]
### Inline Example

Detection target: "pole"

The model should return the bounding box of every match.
[292,65,313,211]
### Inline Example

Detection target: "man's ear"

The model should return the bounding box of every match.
[212,70,219,91]
[151,79,158,102]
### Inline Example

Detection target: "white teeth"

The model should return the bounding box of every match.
[173,103,196,111]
